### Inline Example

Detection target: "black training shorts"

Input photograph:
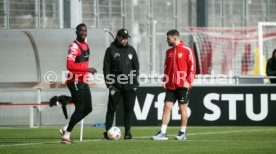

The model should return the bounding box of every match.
[164,88,190,104]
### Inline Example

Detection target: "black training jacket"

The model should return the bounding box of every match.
[266,58,276,83]
[103,39,139,90]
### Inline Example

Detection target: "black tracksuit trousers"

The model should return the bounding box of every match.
[105,88,136,135]
[67,82,92,132]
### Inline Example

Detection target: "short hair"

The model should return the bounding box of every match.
[76,23,87,31]
[167,29,180,37]
[273,49,276,57]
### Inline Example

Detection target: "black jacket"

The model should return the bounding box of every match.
[103,39,139,90]
[266,58,276,83]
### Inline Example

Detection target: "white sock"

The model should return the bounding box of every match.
[63,132,71,138]
[180,126,186,133]
[63,124,68,131]
[160,125,167,134]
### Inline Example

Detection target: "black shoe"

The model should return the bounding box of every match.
[124,133,133,140]
[103,132,110,140]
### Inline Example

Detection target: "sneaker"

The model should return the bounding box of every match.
[59,127,66,135]
[175,131,187,140]
[124,133,133,140]
[151,131,168,140]
[103,132,110,140]
[61,136,72,144]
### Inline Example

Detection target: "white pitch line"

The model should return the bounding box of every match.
[0,142,58,147]
[0,128,275,147]
[135,128,276,139]
[0,139,104,147]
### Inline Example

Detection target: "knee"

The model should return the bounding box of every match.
[107,104,117,114]
[107,108,116,114]
[164,103,172,112]
[179,104,188,113]
[85,106,92,115]
[75,106,90,116]
[124,109,133,116]
[87,107,93,114]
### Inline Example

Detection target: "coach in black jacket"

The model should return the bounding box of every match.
[103,29,139,139]
[266,49,276,83]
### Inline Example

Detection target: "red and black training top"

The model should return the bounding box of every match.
[66,40,90,83]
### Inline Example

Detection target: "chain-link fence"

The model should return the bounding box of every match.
[1,0,276,74]
[0,0,62,29]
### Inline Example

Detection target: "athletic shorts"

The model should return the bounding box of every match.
[164,88,190,104]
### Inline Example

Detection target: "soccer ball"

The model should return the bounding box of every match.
[107,127,121,140]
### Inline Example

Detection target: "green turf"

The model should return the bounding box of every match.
[0,126,275,154]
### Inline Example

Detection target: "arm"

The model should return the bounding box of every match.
[67,43,88,72]
[163,51,168,89]
[132,48,140,85]
[103,47,112,88]
[163,51,168,82]
[186,48,196,86]
[266,60,276,76]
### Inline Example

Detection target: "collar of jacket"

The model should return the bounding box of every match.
[174,41,185,49]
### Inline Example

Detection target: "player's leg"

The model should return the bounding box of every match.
[59,124,68,135]
[105,91,121,131]
[122,89,136,139]
[176,103,188,140]
[152,90,175,140]
[161,101,174,132]
[61,82,86,144]
[59,89,89,136]
[161,90,176,133]
[66,83,87,132]
[175,88,190,140]
[104,88,121,139]
[83,84,92,117]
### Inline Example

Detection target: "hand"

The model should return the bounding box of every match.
[87,67,97,74]
[108,85,118,96]
[163,84,166,89]
[108,85,118,92]
[184,82,190,88]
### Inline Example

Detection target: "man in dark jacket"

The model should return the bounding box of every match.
[103,28,139,139]
[266,49,276,83]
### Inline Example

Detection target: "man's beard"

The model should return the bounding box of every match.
[77,36,86,42]
[168,42,173,46]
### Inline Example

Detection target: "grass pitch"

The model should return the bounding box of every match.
[0,126,275,154]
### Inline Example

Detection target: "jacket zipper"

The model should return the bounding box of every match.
[172,47,176,90]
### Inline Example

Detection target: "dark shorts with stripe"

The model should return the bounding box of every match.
[164,88,190,104]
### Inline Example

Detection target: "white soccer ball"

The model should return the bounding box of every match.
[107,127,121,140]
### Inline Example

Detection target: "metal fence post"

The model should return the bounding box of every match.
[35,0,40,28]
[3,0,9,29]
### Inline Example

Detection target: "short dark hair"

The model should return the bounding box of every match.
[76,23,86,31]
[272,49,276,57]
[167,29,180,37]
